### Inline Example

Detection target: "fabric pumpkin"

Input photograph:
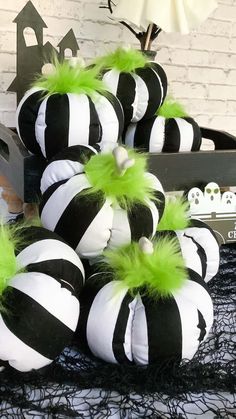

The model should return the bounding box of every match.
[39,145,165,259]
[16,62,124,160]
[0,224,84,372]
[123,98,201,152]
[156,198,220,283]
[76,235,213,365]
[94,48,167,125]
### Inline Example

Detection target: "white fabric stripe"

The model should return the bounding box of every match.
[10,272,80,331]
[35,95,49,157]
[132,74,149,122]
[145,172,164,194]
[184,226,219,282]
[40,160,85,194]
[145,199,160,236]
[95,94,119,150]
[173,280,213,360]
[124,299,137,362]
[102,69,120,96]
[173,293,200,360]
[124,124,136,148]
[76,198,113,258]
[150,66,164,105]
[16,87,44,145]
[0,315,52,372]
[149,116,165,152]
[176,232,203,277]
[17,239,85,279]
[108,205,132,250]
[175,118,194,152]
[40,174,91,231]
[86,281,130,363]
[132,295,149,365]
[67,93,90,147]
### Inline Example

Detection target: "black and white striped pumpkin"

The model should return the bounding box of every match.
[39,145,165,259]
[124,115,202,152]
[0,226,84,372]
[16,87,124,160]
[102,62,167,125]
[76,237,213,365]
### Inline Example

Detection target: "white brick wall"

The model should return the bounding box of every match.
[0,0,235,137]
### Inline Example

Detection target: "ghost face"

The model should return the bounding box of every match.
[204,182,221,203]
[221,191,236,211]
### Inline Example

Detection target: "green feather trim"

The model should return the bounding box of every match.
[94,48,149,73]
[157,97,188,118]
[0,223,25,311]
[157,196,190,231]
[104,237,187,298]
[84,150,155,208]
[32,59,107,97]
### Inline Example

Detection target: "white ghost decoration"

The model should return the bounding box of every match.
[221,191,236,212]
[204,182,221,213]
[187,187,205,214]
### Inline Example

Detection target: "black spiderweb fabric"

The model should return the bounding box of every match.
[0,244,235,418]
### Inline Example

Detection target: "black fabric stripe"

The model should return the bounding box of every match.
[187,268,209,293]
[116,73,136,125]
[151,62,168,105]
[13,226,69,256]
[197,309,207,342]
[184,117,202,151]
[133,116,156,150]
[127,203,154,241]
[88,96,102,146]
[154,190,165,222]
[75,272,113,355]
[44,93,70,160]
[155,230,178,241]
[105,92,124,139]
[163,118,181,152]
[54,191,105,250]
[184,233,207,280]
[26,259,84,297]
[39,178,69,214]
[50,144,98,165]
[136,67,162,120]
[112,293,134,365]
[18,90,44,155]
[2,287,74,360]
[142,294,182,364]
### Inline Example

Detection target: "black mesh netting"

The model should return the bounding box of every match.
[0,244,235,418]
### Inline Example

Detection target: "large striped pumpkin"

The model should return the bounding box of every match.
[39,145,165,259]
[76,234,214,365]
[124,115,202,152]
[0,226,84,372]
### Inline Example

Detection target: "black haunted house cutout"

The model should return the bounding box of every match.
[8,1,80,104]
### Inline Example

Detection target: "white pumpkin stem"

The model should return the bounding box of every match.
[112,146,135,176]
[139,237,154,255]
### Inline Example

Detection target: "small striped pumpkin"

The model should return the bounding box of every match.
[76,234,214,365]
[39,145,165,259]
[102,62,167,126]
[124,115,202,152]
[0,226,84,372]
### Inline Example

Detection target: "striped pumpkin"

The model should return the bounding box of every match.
[39,145,165,259]
[102,62,167,125]
[124,115,202,152]
[0,226,84,372]
[16,87,124,160]
[76,234,213,365]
